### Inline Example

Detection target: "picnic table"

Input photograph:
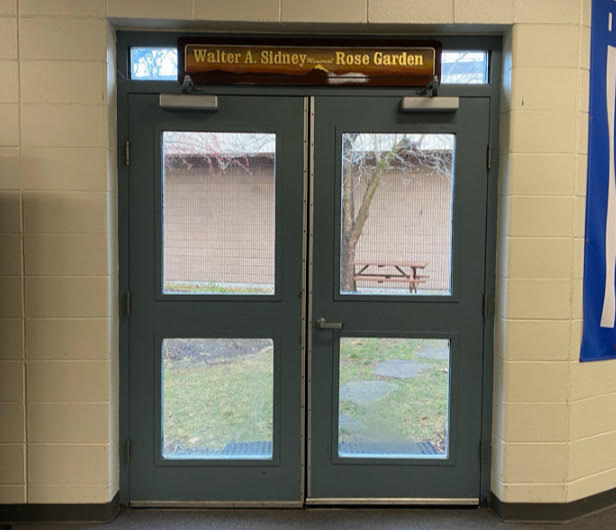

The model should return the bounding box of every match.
[353,260,429,293]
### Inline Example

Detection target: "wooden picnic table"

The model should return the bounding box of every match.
[353,260,429,293]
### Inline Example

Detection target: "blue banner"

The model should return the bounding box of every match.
[581,0,616,361]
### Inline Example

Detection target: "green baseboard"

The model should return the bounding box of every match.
[490,487,616,522]
[0,492,119,523]
[3,489,615,523]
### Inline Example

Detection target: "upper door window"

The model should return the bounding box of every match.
[162,131,276,295]
[340,133,454,296]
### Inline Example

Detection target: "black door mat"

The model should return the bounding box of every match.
[338,441,439,457]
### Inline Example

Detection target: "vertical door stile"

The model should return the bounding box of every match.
[306,95,316,499]
[300,96,309,502]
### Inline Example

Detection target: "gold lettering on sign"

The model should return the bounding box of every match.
[193,48,208,62]
[335,51,371,66]
[260,50,308,68]
[193,48,244,65]
[373,51,424,66]
[183,43,438,86]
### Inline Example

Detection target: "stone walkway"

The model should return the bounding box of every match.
[373,359,430,378]
[339,356,436,443]
[339,380,397,405]
[416,345,449,360]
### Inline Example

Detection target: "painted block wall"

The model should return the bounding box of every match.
[0,0,612,506]
[0,0,118,503]
[494,2,616,503]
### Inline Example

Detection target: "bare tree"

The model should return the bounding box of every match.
[340,134,452,293]
[163,130,452,294]
[132,48,177,79]
[163,132,275,176]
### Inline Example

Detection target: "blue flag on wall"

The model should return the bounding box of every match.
[581,0,616,361]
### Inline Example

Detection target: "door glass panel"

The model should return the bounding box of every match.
[338,337,450,459]
[162,132,276,295]
[162,338,274,460]
[340,133,454,296]
[441,51,489,84]
[130,47,178,80]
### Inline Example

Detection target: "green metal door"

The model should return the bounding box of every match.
[308,96,490,503]
[127,94,306,504]
[126,92,490,505]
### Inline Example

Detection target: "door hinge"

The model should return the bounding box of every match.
[125,439,131,465]
[125,290,131,317]
[487,144,492,170]
[125,140,130,167]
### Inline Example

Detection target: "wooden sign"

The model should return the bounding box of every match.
[178,38,441,87]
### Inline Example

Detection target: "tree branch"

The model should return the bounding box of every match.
[350,147,397,243]
[342,134,359,243]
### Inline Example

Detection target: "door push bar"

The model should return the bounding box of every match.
[400,75,459,113]
[159,94,218,110]
[315,318,343,330]
[400,96,459,112]
[160,93,456,113]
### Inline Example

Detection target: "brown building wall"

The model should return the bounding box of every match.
[163,161,275,289]
[163,161,451,293]
[354,165,452,293]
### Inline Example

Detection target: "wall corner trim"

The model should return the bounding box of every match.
[490,488,616,523]
[0,493,119,524]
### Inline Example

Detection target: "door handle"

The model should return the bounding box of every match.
[315,318,343,330]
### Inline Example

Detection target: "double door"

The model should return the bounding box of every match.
[126,93,490,505]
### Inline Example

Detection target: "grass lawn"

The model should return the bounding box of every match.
[164,281,273,295]
[339,337,449,454]
[163,346,273,456]
[162,337,449,457]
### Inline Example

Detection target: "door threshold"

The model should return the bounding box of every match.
[130,498,478,508]
[130,500,303,508]
[304,498,479,506]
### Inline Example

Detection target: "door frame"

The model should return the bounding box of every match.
[117,31,502,506]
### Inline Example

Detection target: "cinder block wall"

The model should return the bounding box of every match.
[494,1,616,503]
[0,0,612,507]
[0,0,118,503]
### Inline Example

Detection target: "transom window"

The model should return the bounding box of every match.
[129,47,489,84]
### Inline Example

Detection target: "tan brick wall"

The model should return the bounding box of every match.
[493,1,616,504]
[0,0,610,506]
[163,162,451,292]
[164,164,276,288]
[0,1,117,504]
